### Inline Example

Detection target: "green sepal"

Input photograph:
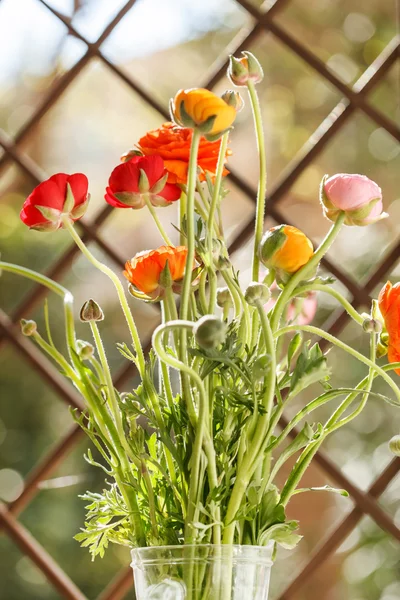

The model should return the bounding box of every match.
[30,220,60,232]
[159,260,172,289]
[242,51,264,83]
[204,126,233,142]
[34,205,62,223]
[63,182,76,213]
[178,100,196,128]
[114,192,145,208]
[197,114,217,134]
[150,172,168,195]
[71,194,90,219]
[138,169,150,194]
[259,225,287,268]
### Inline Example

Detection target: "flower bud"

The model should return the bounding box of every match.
[216,287,233,308]
[20,319,37,337]
[80,299,104,322]
[320,173,387,226]
[76,339,95,360]
[221,90,245,112]
[389,435,400,456]
[244,282,271,306]
[362,318,383,334]
[259,225,313,274]
[194,315,227,349]
[228,52,264,87]
[171,88,236,138]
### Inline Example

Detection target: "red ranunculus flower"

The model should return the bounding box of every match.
[20,173,89,232]
[105,155,181,209]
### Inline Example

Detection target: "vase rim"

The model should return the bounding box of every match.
[131,543,274,567]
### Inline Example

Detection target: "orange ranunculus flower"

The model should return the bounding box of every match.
[123,246,193,300]
[172,88,237,137]
[134,122,231,185]
[378,281,400,375]
[259,225,313,274]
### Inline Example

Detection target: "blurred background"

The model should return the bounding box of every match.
[0,0,399,599]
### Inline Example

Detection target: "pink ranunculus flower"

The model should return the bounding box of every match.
[264,282,317,325]
[320,173,387,226]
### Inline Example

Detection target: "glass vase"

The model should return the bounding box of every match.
[131,544,273,600]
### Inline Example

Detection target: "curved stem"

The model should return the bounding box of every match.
[0,261,77,365]
[61,216,145,375]
[270,213,346,331]
[247,80,267,282]
[144,197,173,246]
[275,324,400,404]
[293,282,364,326]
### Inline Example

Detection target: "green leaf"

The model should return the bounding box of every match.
[259,520,302,550]
[293,485,349,497]
[287,332,302,364]
[290,342,331,396]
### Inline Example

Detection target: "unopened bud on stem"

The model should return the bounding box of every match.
[216,287,233,308]
[76,339,95,360]
[80,299,104,322]
[194,315,227,349]
[362,318,383,334]
[244,282,271,306]
[20,319,37,337]
[389,435,400,456]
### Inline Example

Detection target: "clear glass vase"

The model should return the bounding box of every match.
[131,544,273,600]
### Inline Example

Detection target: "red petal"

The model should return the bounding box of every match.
[67,173,89,206]
[104,188,130,208]
[28,177,66,211]
[108,161,140,193]
[137,155,165,188]
[159,182,181,203]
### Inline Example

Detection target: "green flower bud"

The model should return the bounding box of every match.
[76,339,94,360]
[362,318,383,334]
[80,299,104,322]
[244,282,271,306]
[194,315,227,349]
[220,90,245,112]
[20,319,37,337]
[216,287,233,308]
[389,435,400,456]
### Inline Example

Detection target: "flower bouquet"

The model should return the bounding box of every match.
[2,52,400,600]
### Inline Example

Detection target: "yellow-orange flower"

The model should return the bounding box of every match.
[172,88,236,137]
[123,246,191,299]
[378,281,400,375]
[259,225,313,274]
[135,122,231,185]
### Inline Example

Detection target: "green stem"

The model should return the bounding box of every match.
[223,300,276,544]
[292,282,364,326]
[207,132,229,313]
[61,216,145,375]
[275,324,400,404]
[247,80,267,282]
[270,213,346,331]
[152,320,207,543]
[144,196,173,246]
[179,130,201,322]
[327,333,377,433]
[0,261,77,365]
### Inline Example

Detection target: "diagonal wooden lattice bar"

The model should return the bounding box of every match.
[0,0,399,598]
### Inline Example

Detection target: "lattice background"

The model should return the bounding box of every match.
[0,0,399,598]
